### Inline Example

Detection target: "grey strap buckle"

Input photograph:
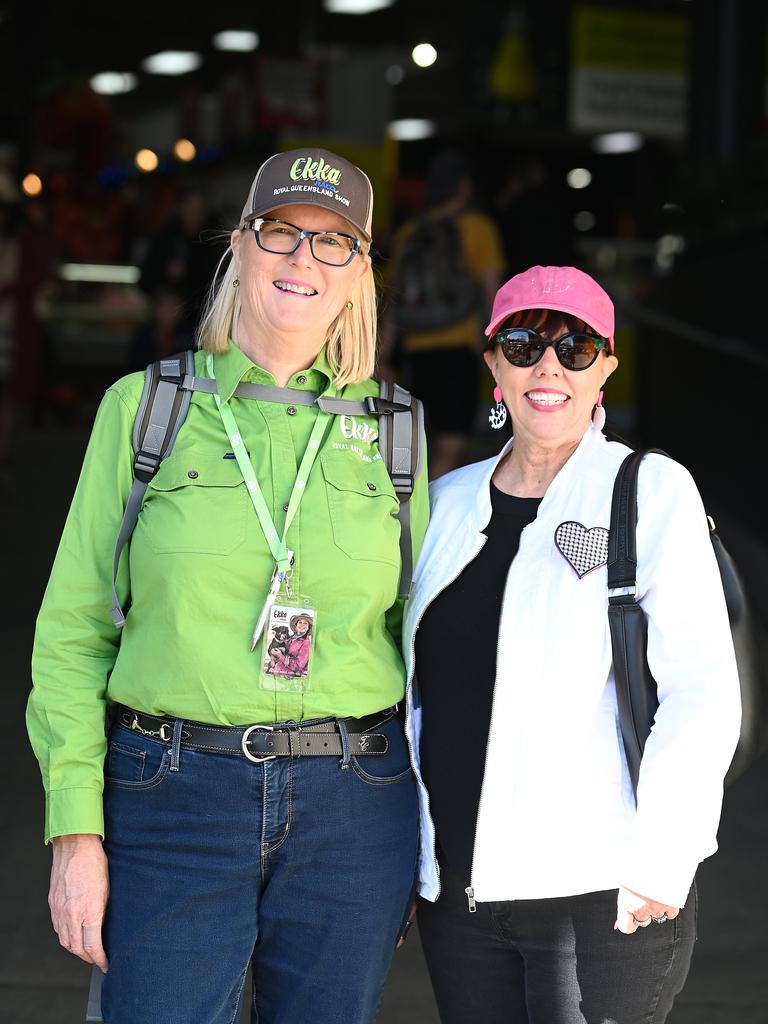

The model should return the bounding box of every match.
[241,724,276,764]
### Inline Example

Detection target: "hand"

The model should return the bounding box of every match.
[49,834,110,971]
[396,899,417,949]
[615,885,679,935]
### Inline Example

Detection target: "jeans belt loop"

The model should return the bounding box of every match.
[169,718,184,772]
[337,717,351,771]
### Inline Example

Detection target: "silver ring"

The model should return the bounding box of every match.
[634,916,652,928]
[651,913,669,924]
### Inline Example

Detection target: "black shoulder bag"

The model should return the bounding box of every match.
[607,448,767,797]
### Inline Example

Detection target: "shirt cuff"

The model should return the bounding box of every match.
[45,788,105,845]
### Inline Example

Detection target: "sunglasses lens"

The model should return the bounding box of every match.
[498,330,541,367]
[558,334,601,369]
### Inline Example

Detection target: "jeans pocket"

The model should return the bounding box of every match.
[105,733,171,790]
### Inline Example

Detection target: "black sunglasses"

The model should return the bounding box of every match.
[492,327,609,371]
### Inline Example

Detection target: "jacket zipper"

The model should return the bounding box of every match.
[406,533,487,904]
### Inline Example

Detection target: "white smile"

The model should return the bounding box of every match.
[526,391,569,406]
[274,281,317,296]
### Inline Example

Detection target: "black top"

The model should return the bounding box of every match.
[415,484,541,882]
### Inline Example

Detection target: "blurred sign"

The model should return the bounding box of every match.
[570,6,688,140]
[256,57,325,131]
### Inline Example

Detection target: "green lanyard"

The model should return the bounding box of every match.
[206,352,332,646]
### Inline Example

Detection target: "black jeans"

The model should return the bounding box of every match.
[417,864,697,1024]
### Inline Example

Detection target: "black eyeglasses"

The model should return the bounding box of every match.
[248,217,363,267]
[492,327,609,371]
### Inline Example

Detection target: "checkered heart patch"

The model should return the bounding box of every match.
[555,521,609,579]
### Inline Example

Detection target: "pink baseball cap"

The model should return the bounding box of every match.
[485,266,615,351]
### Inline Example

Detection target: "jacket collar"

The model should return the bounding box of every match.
[469,421,606,531]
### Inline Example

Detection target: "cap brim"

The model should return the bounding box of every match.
[485,300,613,345]
[242,200,371,243]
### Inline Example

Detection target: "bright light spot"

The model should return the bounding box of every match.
[574,211,596,232]
[567,167,592,189]
[135,149,159,173]
[324,0,395,12]
[141,51,203,75]
[657,234,685,255]
[22,173,43,197]
[592,132,644,155]
[412,43,437,68]
[59,264,141,284]
[212,30,260,51]
[173,139,197,162]
[89,72,138,95]
[387,118,436,141]
[385,64,405,85]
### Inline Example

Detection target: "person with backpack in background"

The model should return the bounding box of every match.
[380,149,505,480]
[27,147,429,1024]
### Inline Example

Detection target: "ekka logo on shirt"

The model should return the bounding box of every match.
[332,415,381,464]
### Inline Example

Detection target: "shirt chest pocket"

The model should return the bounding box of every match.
[141,454,248,555]
[320,452,401,567]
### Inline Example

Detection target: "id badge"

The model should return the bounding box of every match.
[259,599,316,693]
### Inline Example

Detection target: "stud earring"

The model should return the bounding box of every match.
[233,278,239,289]
[345,300,354,310]
[489,385,507,429]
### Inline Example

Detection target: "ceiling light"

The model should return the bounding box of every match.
[574,211,596,232]
[135,149,159,173]
[323,0,396,13]
[141,51,203,75]
[592,132,645,155]
[59,264,141,284]
[212,30,260,51]
[22,173,43,197]
[89,72,138,96]
[566,167,592,189]
[387,118,436,141]
[411,43,437,68]
[385,64,404,85]
[173,139,197,162]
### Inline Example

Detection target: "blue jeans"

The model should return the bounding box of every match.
[417,861,697,1024]
[100,716,418,1024]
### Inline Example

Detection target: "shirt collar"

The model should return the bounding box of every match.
[212,339,335,403]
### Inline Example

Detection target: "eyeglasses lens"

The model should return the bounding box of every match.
[256,220,356,266]
[497,330,603,370]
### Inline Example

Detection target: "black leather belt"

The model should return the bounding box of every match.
[114,704,395,762]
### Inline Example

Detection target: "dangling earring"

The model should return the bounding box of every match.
[489,385,507,429]
[592,389,606,431]
[233,278,239,289]
[345,300,354,310]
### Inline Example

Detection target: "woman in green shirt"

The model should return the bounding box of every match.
[28,148,428,1024]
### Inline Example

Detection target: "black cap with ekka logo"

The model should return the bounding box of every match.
[239,147,374,241]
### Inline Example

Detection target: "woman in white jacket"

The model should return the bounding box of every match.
[403,265,741,1023]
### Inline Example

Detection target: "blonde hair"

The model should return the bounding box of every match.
[196,232,377,388]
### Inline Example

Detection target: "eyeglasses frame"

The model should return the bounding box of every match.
[247,216,363,267]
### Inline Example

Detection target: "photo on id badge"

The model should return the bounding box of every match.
[262,603,315,690]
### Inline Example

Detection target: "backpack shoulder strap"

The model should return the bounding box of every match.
[378,379,425,599]
[110,351,195,627]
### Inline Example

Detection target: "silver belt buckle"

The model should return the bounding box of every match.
[241,724,277,764]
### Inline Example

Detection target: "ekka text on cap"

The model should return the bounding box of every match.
[485,265,615,350]
[239,148,374,242]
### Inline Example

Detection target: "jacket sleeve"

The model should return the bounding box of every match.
[385,429,430,646]
[27,380,140,843]
[620,456,741,907]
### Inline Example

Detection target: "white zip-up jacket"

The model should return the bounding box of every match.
[403,423,741,909]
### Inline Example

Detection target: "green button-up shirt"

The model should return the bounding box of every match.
[28,342,429,842]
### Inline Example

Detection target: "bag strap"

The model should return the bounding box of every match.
[110,351,194,627]
[607,447,668,795]
[378,379,425,599]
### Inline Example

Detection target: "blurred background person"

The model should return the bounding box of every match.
[380,149,504,480]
